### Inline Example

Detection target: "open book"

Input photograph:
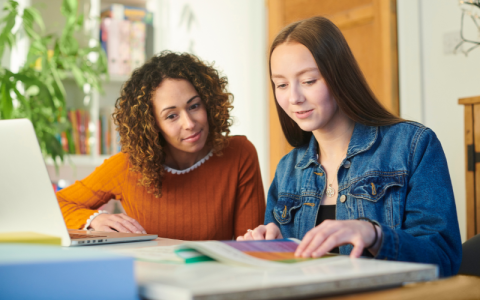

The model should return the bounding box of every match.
[112,239,438,300]
[174,238,339,268]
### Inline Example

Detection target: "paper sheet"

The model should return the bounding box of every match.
[114,245,185,263]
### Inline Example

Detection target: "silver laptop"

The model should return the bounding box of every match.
[0,119,157,246]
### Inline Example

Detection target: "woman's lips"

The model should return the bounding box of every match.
[183,130,202,142]
[295,109,313,119]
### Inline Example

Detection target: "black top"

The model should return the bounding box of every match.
[315,205,339,254]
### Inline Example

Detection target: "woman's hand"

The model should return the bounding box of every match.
[90,213,147,234]
[295,220,382,258]
[236,223,283,241]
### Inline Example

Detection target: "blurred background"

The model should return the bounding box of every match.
[1,0,480,243]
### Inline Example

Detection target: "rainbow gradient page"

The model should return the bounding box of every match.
[221,239,335,263]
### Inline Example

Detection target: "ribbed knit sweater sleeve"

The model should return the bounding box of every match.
[234,137,266,238]
[56,153,128,229]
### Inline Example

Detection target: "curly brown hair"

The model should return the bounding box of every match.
[113,51,234,197]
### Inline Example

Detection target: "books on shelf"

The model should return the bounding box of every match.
[64,108,120,156]
[99,107,121,155]
[67,109,91,155]
[102,18,131,76]
[100,4,152,76]
[101,4,153,24]
[131,21,146,71]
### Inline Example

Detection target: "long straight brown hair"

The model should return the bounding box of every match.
[270,16,404,147]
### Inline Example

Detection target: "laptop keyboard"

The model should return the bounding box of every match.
[69,233,107,239]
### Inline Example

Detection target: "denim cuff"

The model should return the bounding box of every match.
[374,223,399,260]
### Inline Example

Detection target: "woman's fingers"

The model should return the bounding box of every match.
[98,226,117,232]
[106,219,132,233]
[296,220,377,258]
[242,231,255,241]
[311,231,349,258]
[251,226,267,240]
[117,213,147,234]
[238,224,281,241]
[265,223,282,240]
[298,223,336,257]
[295,222,330,256]
[107,214,145,234]
[349,237,367,258]
[90,213,147,234]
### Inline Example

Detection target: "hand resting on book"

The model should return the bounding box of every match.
[294,219,382,258]
[236,223,283,241]
[90,213,147,234]
[237,220,382,258]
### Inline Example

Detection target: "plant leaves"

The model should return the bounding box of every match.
[0,0,108,163]
[49,66,67,106]
[0,79,13,119]
[0,1,18,58]
[12,87,31,118]
[23,6,45,32]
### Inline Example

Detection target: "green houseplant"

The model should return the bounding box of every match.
[0,0,107,164]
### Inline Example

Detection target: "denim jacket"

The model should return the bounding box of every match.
[265,122,462,277]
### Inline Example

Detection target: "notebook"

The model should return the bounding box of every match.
[0,119,157,246]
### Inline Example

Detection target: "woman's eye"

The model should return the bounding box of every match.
[276,84,287,89]
[190,103,200,110]
[166,114,176,120]
[304,80,317,85]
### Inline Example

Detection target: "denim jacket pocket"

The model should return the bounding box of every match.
[348,172,406,202]
[273,195,302,225]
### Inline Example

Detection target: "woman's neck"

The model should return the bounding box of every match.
[164,145,212,170]
[313,111,354,163]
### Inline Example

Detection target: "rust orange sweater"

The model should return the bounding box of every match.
[56,136,266,240]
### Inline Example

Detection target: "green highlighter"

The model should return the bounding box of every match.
[174,247,215,264]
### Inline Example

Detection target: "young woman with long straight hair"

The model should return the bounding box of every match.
[237,16,461,277]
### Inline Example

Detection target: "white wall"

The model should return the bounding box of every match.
[155,0,269,191]
[398,0,480,242]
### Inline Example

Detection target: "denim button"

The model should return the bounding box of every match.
[344,160,351,168]
[340,195,347,203]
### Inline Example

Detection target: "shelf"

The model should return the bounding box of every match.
[104,74,130,83]
[63,72,130,84]
[45,155,112,167]
[100,0,147,10]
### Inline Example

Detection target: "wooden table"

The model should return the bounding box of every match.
[322,275,480,300]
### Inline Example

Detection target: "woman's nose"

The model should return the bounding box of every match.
[289,85,304,105]
[182,113,195,130]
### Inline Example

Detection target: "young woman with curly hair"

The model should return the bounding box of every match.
[56,51,266,240]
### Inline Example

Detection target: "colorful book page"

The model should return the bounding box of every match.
[221,239,335,263]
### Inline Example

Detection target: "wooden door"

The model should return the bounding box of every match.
[459,96,480,239]
[267,0,399,180]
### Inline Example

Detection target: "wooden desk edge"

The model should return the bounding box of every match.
[320,275,480,300]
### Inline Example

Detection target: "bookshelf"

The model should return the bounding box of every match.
[30,0,163,182]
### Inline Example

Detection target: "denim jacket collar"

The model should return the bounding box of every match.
[295,123,378,170]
